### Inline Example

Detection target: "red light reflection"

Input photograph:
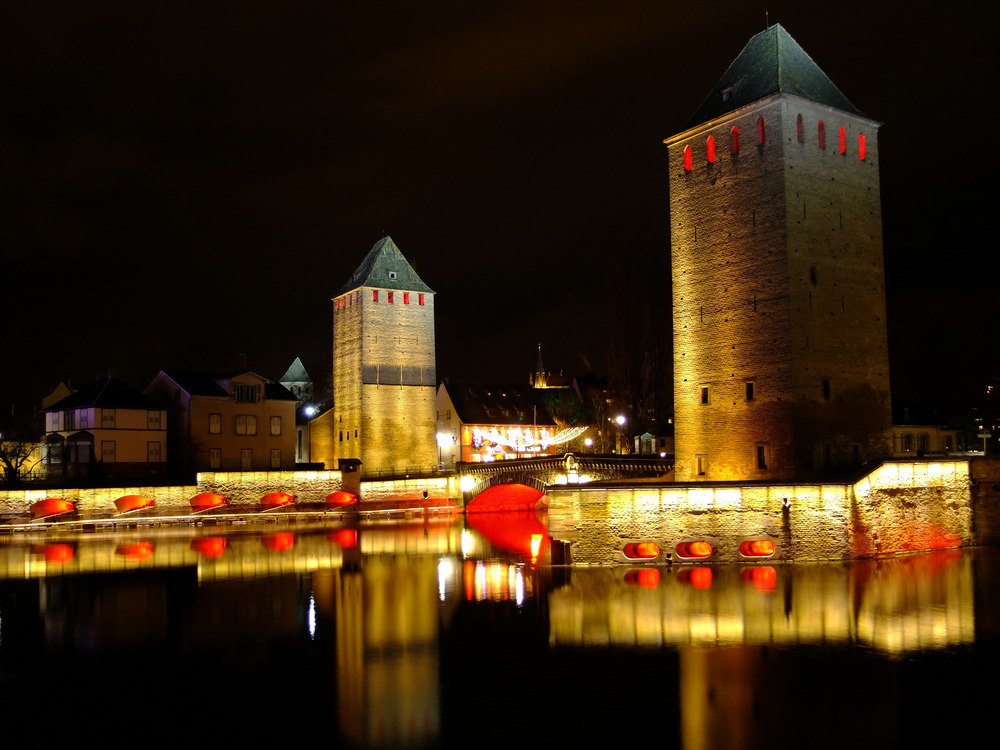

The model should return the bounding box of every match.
[261,532,295,551]
[190,537,227,558]
[31,543,75,564]
[327,528,357,549]
[624,568,661,588]
[677,567,713,589]
[116,541,154,562]
[740,566,777,591]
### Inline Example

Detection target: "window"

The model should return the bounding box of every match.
[700,386,709,404]
[418,294,425,305]
[147,411,161,430]
[388,291,394,303]
[102,409,116,428]
[232,383,260,403]
[388,271,397,280]
[822,379,831,401]
[403,292,409,304]
[236,415,257,435]
[209,449,221,469]
[102,441,116,463]
[297,431,303,459]
[148,441,161,463]
[858,133,866,160]
[706,135,715,163]
[839,126,846,154]
[731,126,740,154]
[818,120,826,150]
[64,410,75,430]
[746,382,755,401]
[241,449,252,471]
[339,430,343,442]
[755,116,765,145]
[683,145,693,171]
[79,410,89,429]
[49,413,60,431]
[696,455,708,476]
[756,444,768,470]
[373,290,379,302]
[270,449,281,469]
[796,114,804,143]
[209,413,222,434]
[270,416,281,435]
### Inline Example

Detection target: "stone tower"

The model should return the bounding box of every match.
[332,236,437,474]
[665,25,892,481]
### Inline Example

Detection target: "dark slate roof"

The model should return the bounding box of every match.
[280,356,311,384]
[158,370,299,401]
[44,378,164,412]
[685,24,864,130]
[336,236,433,297]
[444,381,557,427]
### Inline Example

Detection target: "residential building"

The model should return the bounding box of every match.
[666,25,892,481]
[42,378,167,481]
[145,370,297,477]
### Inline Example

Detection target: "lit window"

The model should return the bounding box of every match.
[796,113,804,143]
[623,542,660,559]
[235,415,257,435]
[756,116,765,145]
[739,540,776,558]
[676,541,713,558]
[858,133,866,160]
[706,136,715,163]
[403,292,409,304]
[387,291,394,303]
[418,294,425,305]
[209,413,222,434]
[839,126,846,154]
[683,145,692,171]
[373,290,378,302]
[818,120,826,150]
[270,416,281,436]
[731,126,740,154]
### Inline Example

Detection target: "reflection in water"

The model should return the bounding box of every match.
[0,521,996,748]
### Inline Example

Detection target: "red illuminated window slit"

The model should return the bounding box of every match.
[739,540,776,557]
[387,291,394,303]
[373,290,378,302]
[796,114,804,143]
[818,120,826,150]
[755,116,765,145]
[623,542,660,559]
[731,126,739,154]
[858,133,866,160]
[683,145,692,171]
[676,541,713,558]
[838,126,846,154]
[418,294,425,305]
[403,292,409,304]
[706,136,715,163]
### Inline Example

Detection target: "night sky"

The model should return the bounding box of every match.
[3,1,996,422]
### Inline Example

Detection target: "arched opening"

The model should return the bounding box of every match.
[468,482,546,511]
[676,540,713,559]
[623,542,660,559]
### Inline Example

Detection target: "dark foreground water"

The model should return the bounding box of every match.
[1,515,997,749]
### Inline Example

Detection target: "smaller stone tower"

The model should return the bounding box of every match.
[332,237,437,474]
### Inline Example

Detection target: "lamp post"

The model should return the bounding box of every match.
[615,415,626,454]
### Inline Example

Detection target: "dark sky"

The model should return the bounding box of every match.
[3,1,996,419]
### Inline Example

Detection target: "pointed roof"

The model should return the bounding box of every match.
[280,357,311,384]
[685,24,864,130]
[337,236,433,297]
[44,378,163,412]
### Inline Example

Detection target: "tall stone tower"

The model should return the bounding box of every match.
[332,236,437,474]
[665,25,892,481]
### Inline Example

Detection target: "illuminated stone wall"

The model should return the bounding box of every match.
[0,484,196,515]
[668,95,890,481]
[197,469,344,505]
[547,459,974,563]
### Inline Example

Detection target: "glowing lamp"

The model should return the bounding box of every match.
[114,494,154,513]
[676,540,713,558]
[739,540,776,558]
[30,498,75,521]
[190,493,227,513]
[261,492,295,511]
[326,491,358,508]
[623,542,660,559]
[190,537,227,558]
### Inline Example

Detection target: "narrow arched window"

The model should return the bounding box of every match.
[858,133,866,160]
[817,120,826,150]
[756,116,765,145]
[839,126,846,154]
[731,126,740,154]
[796,114,804,143]
[683,145,692,171]
[706,136,715,163]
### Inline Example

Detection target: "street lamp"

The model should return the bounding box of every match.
[615,415,626,454]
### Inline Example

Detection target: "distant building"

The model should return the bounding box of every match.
[42,378,167,481]
[279,356,314,401]
[437,381,559,465]
[666,25,892,481]
[328,236,437,474]
[891,402,960,457]
[145,370,297,476]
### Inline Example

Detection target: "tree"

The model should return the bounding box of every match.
[0,406,43,485]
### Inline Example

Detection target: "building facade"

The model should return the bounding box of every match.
[145,370,297,477]
[330,237,437,474]
[666,25,892,481]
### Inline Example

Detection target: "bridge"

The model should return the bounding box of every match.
[459,453,673,510]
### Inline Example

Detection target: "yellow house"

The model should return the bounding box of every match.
[146,370,298,477]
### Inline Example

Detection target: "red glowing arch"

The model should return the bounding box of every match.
[115,494,154,513]
[30,498,75,521]
[261,492,295,511]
